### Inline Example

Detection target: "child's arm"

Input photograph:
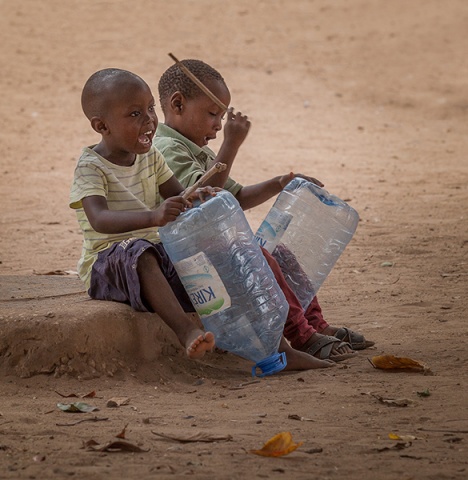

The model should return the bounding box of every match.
[205,109,250,188]
[82,176,217,234]
[235,173,324,211]
[82,194,188,234]
[82,175,186,234]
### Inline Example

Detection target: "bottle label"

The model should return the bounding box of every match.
[174,252,231,318]
[254,209,293,253]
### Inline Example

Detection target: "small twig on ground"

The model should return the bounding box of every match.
[228,380,261,390]
[56,416,109,427]
[417,427,468,434]
[372,275,401,285]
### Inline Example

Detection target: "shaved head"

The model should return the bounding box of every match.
[81,68,148,119]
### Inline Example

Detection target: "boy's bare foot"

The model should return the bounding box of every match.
[186,331,215,359]
[283,348,335,370]
[279,337,334,370]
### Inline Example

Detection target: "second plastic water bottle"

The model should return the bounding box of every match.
[254,178,359,309]
[159,190,288,377]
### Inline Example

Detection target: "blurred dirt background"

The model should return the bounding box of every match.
[0,1,467,479]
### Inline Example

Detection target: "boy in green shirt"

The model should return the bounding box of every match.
[154,59,373,355]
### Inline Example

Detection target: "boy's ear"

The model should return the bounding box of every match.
[90,116,109,135]
[169,92,185,115]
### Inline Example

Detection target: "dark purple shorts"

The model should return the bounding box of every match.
[88,238,194,313]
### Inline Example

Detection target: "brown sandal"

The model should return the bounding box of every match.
[334,327,375,350]
[304,335,357,362]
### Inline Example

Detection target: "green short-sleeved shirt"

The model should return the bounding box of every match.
[69,146,173,288]
[153,123,243,195]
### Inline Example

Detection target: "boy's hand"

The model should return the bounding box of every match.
[223,108,251,149]
[155,187,219,226]
[184,186,220,203]
[279,172,324,189]
[153,196,189,226]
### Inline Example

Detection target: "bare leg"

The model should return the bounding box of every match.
[138,251,215,359]
[279,337,335,370]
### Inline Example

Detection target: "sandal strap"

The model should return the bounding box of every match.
[335,327,365,346]
[306,335,341,359]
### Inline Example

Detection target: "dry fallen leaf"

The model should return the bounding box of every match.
[389,432,416,442]
[250,432,303,457]
[116,424,128,439]
[375,442,411,452]
[106,397,130,408]
[288,414,315,422]
[83,439,100,448]
[369,355,430,373]
[57,402,99,413]
[55,390,97,399]
[82,391,97,398]
[417,388,431,397]
[372,394,414,407]
[87,440,149,453]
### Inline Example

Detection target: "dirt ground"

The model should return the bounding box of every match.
[1,0,467,478]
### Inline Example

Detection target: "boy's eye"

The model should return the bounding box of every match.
[130,111,140,117]
[149,105,155,112]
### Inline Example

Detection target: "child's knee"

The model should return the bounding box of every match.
[136,249,161,275]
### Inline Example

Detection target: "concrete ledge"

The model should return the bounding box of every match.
[0,275,199,379]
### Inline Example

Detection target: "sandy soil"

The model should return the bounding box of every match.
[1,0,467,479]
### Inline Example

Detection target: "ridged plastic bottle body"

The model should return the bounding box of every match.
[159,191,288,364]
[255,178,359,309]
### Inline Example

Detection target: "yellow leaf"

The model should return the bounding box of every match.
[250,432,303,457]
[389,432,416,442]
[369,355,429,372]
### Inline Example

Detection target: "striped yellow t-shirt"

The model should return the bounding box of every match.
[70,146,173,288]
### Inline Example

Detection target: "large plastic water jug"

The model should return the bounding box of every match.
[159,190,288,377]
[254,178,359,309]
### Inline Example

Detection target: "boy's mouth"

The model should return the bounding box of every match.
[138,130,153,146]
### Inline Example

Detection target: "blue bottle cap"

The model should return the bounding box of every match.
[251,352,287,377]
